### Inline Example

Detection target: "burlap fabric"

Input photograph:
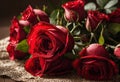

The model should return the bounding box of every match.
[0,37,120,82]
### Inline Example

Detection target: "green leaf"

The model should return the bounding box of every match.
[17,15,22,20]
[99,28,105,45]
[84,2,96,11]
[42,5,47,12]
[16,39,29,53]
[23,26,30,34]
[104,0,118,9]
[105,9,112,14]
[61,0,69,4]
[96,0,109,8]
[105,7,117,14]
[50,9,60,24]
[108,23,120,35]
[50,9,63,25]
[64,52,79,60]
[109,7,117,11]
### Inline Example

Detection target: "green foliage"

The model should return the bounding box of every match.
[64,51,79,60]
[16,39,29,53]
[24,26,30,34]
[105,7,117,13]
[108,23,120,35]
[50,9,64,25]
[104,0,118,9]
[50,9,59,25]
[96,0,118,13]
[96,0,109,8]
[17,15,22,20]
[84,2,96,11]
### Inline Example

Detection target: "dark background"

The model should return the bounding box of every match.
[0,0,61,39]
[0,0,61,24]
[0,0,61,18]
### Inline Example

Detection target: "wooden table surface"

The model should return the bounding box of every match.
[0,77,15,82]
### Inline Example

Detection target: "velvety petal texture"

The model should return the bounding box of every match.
[73,56,118,80]
[25,22,74,76]
[25,56,46,77]
[79,43,110,58]
[25,56,73,77]
[27,22,74,61]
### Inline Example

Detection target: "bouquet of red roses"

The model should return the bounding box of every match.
[7,0,120,81]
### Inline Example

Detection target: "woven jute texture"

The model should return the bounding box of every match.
[0,37,120,82]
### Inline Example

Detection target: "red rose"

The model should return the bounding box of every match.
[27,22,74,61]
[10,17,27,43]
[25,56,73,77]
[62,0,85,22]
[73,56,118,80]
[7,43,29,60]
[79,43,109,58]
[86,11,109,32]
[109,8,120,23]
[114,44,120,58]
[25,56,46,76]
[21,5,49,25]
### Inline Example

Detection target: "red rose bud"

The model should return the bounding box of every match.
[62,8,79,22]
[33,9,49,23]
[86,11,109,32]
[62,0,85,22]
[21,5,36,24]
[73,56,118,80]
[79,43,109,58]
[7,43,29,60]
[109,8,120,23]
[27,22,74,61]
[10,17,27,43]
[21,5,49,25]
[114,44,120,58]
